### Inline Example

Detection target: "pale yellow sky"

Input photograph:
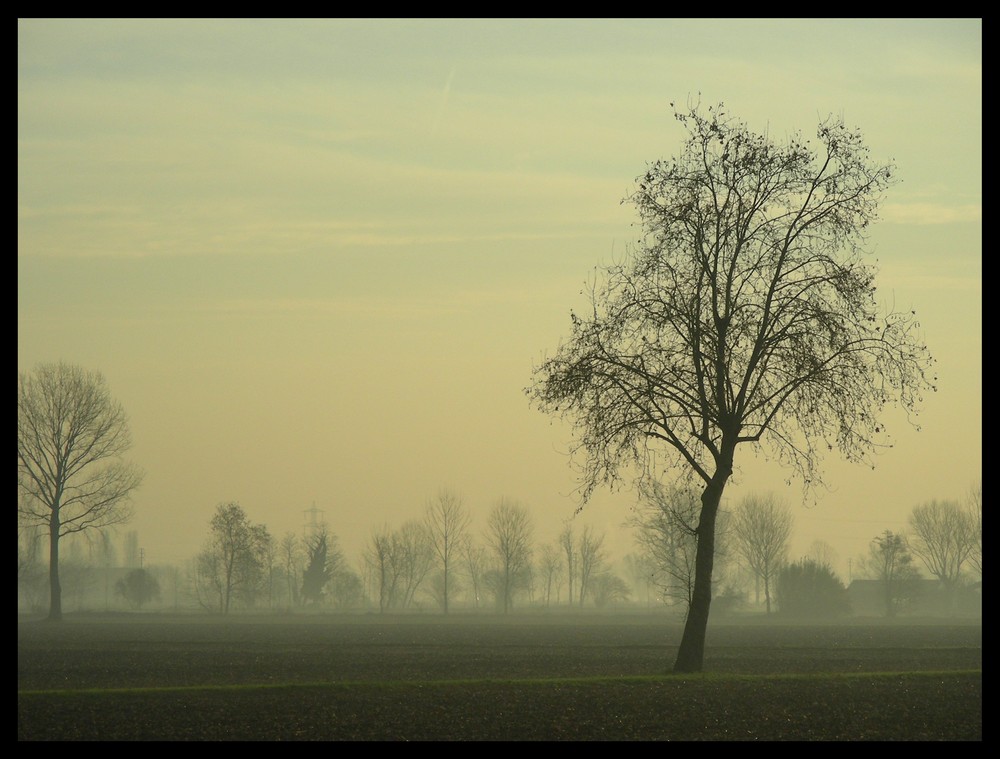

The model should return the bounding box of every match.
[18,19,981,581]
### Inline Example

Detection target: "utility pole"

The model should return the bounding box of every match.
[303,502,324,538]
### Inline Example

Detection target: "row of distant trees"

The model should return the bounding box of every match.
[14,350,978,618]
[15,357,980,619]
[19,477,981,620]
[186,493,632,616]
[14,361,634,618]
[627,482,982,619]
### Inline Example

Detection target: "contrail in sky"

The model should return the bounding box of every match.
[432,65,456,135]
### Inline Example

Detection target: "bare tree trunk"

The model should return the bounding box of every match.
[47,511,62,621]
[673,463,730,673]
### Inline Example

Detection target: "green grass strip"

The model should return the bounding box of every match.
[18,668,980,698]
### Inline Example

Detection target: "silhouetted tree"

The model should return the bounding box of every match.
[364,520,433,611]
[18,362,144,620]
[862,530,921,617]
[301,527,339,606]
[775,559,850,618]
[365,526,397,613]
[732,493,793,613]
[528,100,935,671]
[559,525,576,607]
[279,532,302,609]
[537,542,564,606]
[485,498,533,613]
[460,537,487,609]
[396,520,434,608]
[908,499,976,610]
[629,481,733,611]
[805,539,839,572]
[260,530,277,610]
[195,502,272,614]
[966,482,982,580]
[424,490,470,614]
[327,566,365,609]
[591,572,632,608]
[18,521,46,611]
[577,525,607,606]
[115,568,161,610]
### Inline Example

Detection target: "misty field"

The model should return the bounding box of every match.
[18,612,981,741]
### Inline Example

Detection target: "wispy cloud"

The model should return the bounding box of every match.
[882,202,981,226]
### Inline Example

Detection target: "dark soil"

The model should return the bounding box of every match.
[18,612,982,741]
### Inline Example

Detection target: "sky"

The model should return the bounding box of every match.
[18,19,981,583]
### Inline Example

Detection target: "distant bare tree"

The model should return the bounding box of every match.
[18,362,144,620]
[485,499,533,613]
[327,566,365,609]
[965,483,982,580]
[591,572,632,608]
[622,551,655,607]
[629,481,701,610]
[424,490,471,614]
[537,542,565,606]
[559,526,576,607]
[301,525,341,607]
[364,520,434,611]
[862,530,920,617]
[460,537,487,609]
[908,500,976,609]
[261,531,277,610]
[577,525,607,606]
[195,502,271,614]
[279,532,302,609]
[18,521,46,611]
[396,520,434,608]
[805,540,838,571]
[731,493,793,613]
[365,526,397,613]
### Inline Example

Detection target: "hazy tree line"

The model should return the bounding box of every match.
[19,472,981,619]
[13,354,980,619]
[14,360,981,619]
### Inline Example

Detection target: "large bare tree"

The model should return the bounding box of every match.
[424,490,471,614]
[18,362,144,621]
[528,100,935,671]
[731,492,793,613]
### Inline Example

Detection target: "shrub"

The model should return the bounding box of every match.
[115,568,161,610]
[776,559,851,618]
